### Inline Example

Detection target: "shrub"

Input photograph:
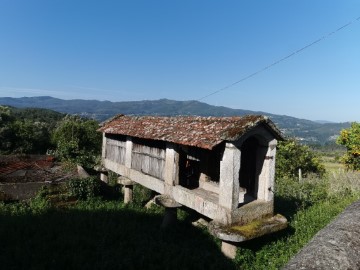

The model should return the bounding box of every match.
[67,177,101,200]
[132,184,155,206]
[276,139,325,179]
[52,115,102,169]
[29,187,51,213]
[276,176,329,208]
[337,122,360,170]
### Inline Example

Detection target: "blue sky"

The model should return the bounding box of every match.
[0,1,359,122]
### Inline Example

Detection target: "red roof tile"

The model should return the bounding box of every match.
[0,156,55,176]
[99,115,283,150]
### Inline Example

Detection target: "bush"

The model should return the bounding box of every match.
[276,139,325,179]
[276,176,329,208]
[29,187,51,213]
[337,122,360,170]
[67,177,101,200]
[52,115,102,169]
[132,184,155,206]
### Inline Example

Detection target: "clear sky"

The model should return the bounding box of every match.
[0,1,359,122]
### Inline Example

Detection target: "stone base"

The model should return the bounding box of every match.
[209,214,288,243]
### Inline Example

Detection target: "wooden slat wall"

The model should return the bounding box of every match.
[131,143,165,180]
[105,138,126,165]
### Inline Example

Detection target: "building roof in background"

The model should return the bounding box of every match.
[99,115,283,150]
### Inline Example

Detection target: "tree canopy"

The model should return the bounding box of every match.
[52,115,102,168]
[0,106,62,154]
[276,139,325,179]
[336,122,360,170]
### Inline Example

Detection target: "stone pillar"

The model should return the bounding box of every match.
[100,172,108,183]
[221,241,237,259]
[124,137,133,178]
[124,185,133,204]
[95,164,108,183]
[155,195,182,229]
[162,208,178,228]
[118,177,134,204]
[258,140,277,201]
[219,143,241,210]
[101,133,107,159]
[164,143,179,195]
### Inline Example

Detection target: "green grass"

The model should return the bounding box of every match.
[234,194,359,270]
[0,199,236,270]
[1,172,359,270]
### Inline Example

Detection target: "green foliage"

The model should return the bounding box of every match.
[132,184,155,206]
[234,194,359,270]
[1,172,359,270]
[29,187,51,213]
[336,122,360,170]
[67,177,102,200]
[52,115,102,168]
[276,139,325,179]
[276,176,329,208]
[0,106,63,154]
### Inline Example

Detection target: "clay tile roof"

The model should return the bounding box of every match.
[98,115,283,150]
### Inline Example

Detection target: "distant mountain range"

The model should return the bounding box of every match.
[0,96,351,144]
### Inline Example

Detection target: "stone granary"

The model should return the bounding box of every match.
[99,114,287,257]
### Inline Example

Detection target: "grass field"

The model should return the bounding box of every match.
[1,169,359,270]
[321,155,344,172]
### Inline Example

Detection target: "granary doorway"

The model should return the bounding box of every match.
[239,136,264,200]
[178,147,201,189]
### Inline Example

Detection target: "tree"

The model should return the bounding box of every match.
[0,106,15,153]
[276,139,325,179]
[52,115,102,168]
[336,122,360,170]
[11,120,52,154]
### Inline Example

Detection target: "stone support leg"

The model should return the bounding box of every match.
[100,173,108,183]
[221,241,237,259]
[124,185,133,204]
[161,208,178,229]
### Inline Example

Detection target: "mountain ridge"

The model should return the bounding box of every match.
[0,96,351,144]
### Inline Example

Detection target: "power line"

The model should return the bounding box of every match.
[183,16,360,109]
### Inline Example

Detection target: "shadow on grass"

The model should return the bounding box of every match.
[274,195,302,221]
[0,206,236,270]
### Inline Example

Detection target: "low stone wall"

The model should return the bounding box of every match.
[0,182,50,201]
[283,200,360,270]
